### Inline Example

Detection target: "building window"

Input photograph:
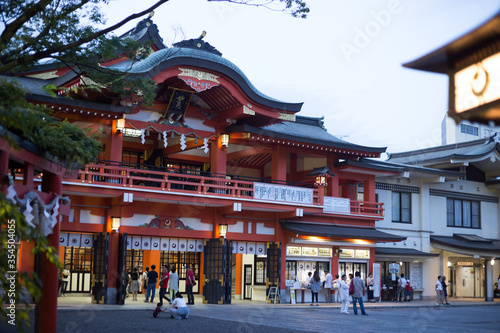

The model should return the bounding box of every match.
[447,198,480,228]
[461,124,478,136]
[126,249,143,274]
[254,258,267,285]
[392,192,411,223]
[160,251,200,282]
[285,261,297,280]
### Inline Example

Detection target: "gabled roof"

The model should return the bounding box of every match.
[119,17,166,51]
[109,40,303,112]
[403,11,500,73]
[336,157,464,179]
[227,116,386,156]
[387,137,500,166]
[431,234,500,257]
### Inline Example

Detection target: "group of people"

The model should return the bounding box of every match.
[305,270,371,316]
[435,275,451,305]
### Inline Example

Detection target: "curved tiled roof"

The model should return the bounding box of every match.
[108,46,303,112]
[388,138,500,165]
[227,116,387,154]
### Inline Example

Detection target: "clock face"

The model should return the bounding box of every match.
[471,63,489,97]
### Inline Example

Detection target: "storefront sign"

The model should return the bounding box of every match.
[389,263,399,273]
[323,196,351,214]
[355,249,370,259]
[339,249,354,258]
[457,262,474,266]
[301,247,318,256]
[455,53,500,114]
[373,263,381,298]
[318,248,332,257]
[410,262,422,289]
[253,182,313,204]
[287,246,301,256]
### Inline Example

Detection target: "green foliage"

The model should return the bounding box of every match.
[0,79,102,165]
[0,192,63,332]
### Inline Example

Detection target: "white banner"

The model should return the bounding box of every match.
[151,237,160,251]
[80,234,93,248]
[195,240,204,252]
[246,243,256,255]
[187,239,197,252]
[169,238,179,251]
[253,182,313,204]
[141,237,151,250]
[132,236,142,250]
[68,234,81,247]
[178,239,188,252]
[256,243,266,255]
[59,232,68,246]
[160,238,170,251]
[373,263,381,298]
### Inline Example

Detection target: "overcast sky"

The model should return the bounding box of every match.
[102,0,500,155]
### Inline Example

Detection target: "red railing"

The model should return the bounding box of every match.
[64,163,383,217]
[71,163,322,205]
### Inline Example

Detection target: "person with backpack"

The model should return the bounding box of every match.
[339,274,350,314]
[397,273,407,302]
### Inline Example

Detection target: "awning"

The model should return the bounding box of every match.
[280,222,406,242]
[375,247,439,261]
[431,234,500,257]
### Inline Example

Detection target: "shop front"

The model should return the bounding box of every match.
[375,247,439,301]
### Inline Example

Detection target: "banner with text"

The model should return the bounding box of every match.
[253,182,313,204]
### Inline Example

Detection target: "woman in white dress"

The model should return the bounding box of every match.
[339,274,350,314]
[169,266,179,301]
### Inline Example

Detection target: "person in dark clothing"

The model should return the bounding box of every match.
[145,264,158,303]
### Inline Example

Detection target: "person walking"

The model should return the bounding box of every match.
[145,264,158,303]
[170,292,189,320]
[324,270,333,303]
[333,274,340,303]
[397,273,407,302]
[186,264,196,305]
[310,271,321,306]
[339,274,350,314]
[367,273,375,303]
[159,265,171,305]
[441,276,450,305]
[352,271,368,316]
[435,276,443,306]
[142,267,149,297]
[61,264,70,296]
[130,267,140,301]
[169,266,179,301]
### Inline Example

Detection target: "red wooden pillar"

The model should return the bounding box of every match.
[106,119,124,162]
[369,247,376,275]
[272,145,287,181]
[106,214,119,302]
[39,172,62,333]
[289,153,297,183]
[327,156,339,197]
[363,175,376,202]
[210,137,227,175]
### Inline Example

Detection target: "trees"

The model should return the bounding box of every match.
[0,0,309,331]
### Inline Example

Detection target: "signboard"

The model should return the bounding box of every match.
[286,246,301,256]
[457,262,474,266]
[409,262,422,289]
[253,182,313,204]
[339,249,354,258]
[373,263,381,298]
[455,52,500,114]
[355,249,370,259]
[301,247,318,256]
[323,196,351,214]
[389,263,399,274]
[318,248,333,257]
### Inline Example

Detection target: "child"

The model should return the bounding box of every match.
[153,302,162,318]
[406,281,411,302]
[170,292,189,320]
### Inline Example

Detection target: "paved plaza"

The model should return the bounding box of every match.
[2,295,500,332]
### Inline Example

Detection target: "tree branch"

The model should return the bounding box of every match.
[0,0,61,48]
[0,0,170,74]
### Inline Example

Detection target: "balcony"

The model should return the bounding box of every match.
[61,160,383,217]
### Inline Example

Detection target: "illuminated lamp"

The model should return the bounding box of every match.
[220,133,230,147]
[111,217,121,232]
[307,166,335,186]
[116,118,125,133]
[219,224,228,238]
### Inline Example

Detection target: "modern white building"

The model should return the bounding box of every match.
[373,137,500,301]
[442,116,500,145]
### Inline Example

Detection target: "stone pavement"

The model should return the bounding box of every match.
[55,293,500,311]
